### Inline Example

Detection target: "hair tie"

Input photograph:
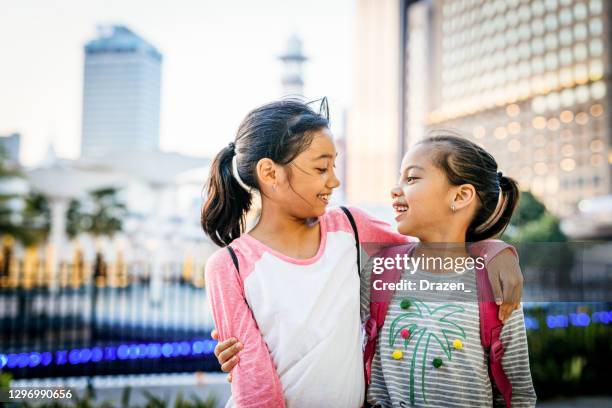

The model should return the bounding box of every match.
[231,155,252,193]
[497,171,503,180]
[228,142,236,153]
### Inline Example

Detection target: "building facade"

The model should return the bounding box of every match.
[405,0,610,216]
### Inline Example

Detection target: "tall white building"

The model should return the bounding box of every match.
[81,26,162,158]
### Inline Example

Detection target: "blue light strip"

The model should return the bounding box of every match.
[2,310,612,370]
[532,309,612,330]
[1,340,217,370]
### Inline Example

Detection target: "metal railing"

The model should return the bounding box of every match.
[0,245,219,379]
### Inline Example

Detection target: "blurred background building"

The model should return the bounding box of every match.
[279,34,308,97]
[81,26,162,158]
[347,0,612,237]
[0,133,21,165]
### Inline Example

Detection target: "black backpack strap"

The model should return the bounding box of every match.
[227,246,239,272]
[340,206,361,275]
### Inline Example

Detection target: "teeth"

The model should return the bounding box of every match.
[394,205,408,212]
[318,194,330,201]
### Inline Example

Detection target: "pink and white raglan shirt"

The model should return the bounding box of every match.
[205,207,514,408]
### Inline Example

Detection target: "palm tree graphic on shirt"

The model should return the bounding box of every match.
[389,298,466,405]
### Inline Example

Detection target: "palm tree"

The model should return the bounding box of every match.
[389,298,467,405]
[66,187,126,239]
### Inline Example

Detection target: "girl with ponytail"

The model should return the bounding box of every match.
[203,101,524,407]
[359,133,535,407]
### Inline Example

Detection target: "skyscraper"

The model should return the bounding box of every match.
[81,26,162,158]
[404,0,610,217]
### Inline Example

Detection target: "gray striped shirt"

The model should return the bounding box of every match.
[361,264,537,407]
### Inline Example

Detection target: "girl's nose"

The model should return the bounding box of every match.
[390,185,403,199]
[328,168,341,189]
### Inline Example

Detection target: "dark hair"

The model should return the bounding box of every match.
[417,132,520,242]
[201,99,330,246]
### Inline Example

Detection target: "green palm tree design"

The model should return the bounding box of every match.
[389,298,466,405]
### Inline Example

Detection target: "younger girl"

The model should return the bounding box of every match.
[203,100,523,407]
[363,134,536,407]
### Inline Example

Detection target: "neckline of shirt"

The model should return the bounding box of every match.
[241,214,328,266]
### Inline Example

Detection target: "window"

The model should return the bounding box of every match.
[590,18,603,37]
[532,56,545,73]
[574,23,588,41]
[532,37,545,54]
[507,10,519,27]
[559,8,572,26]
[574,3,587,20]
[574,43,588,61]
[560,89,575,107]
[518,23,531,41]
[547,93,560,110]
[576,84,590,103]
[575,64,589,84]
[545,14,558,31]
[559,28,572,46]
[590,81,606,99]
[545,52,558,70]
[590,38,604,56]
[545,0,558,12]
[560,48,573,65]
[518,4,531,22]
[589,60,603,81]
[532,1,545,17]
[545,32,558,50]
[590,0,603,15]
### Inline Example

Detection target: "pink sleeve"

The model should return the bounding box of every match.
[205,249,285,408]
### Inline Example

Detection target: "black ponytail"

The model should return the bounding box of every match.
[469,172,520,242]
[418,132,521,242]
[201,99,329,247]
[201,144,252,247]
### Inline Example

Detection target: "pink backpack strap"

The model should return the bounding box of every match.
[476,265,512,407]
[363,244,416,386]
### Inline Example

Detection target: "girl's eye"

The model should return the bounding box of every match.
[316,168,328,174]
[405,176,418,183]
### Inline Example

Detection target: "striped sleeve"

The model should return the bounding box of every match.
[497,304,537,407]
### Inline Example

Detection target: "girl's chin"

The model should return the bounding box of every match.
[395,221,415,237]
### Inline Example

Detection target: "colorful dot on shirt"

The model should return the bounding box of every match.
[400,329,410,339]
[392,350,403,360]
[432,357,443,368]
[453,339,463,350]
[400,299,411,309]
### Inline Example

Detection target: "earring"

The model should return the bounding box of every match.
[272,184,277,192]
[451,203,456,212]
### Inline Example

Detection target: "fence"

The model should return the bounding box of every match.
[0,245,219,380]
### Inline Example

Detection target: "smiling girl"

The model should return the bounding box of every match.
[362,134,536,407]
[202,100,523,407]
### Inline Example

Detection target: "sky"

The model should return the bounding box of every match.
[0,0,354,166]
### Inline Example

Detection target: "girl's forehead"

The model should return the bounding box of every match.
[401,144,431,170]
[304,129,336,155]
